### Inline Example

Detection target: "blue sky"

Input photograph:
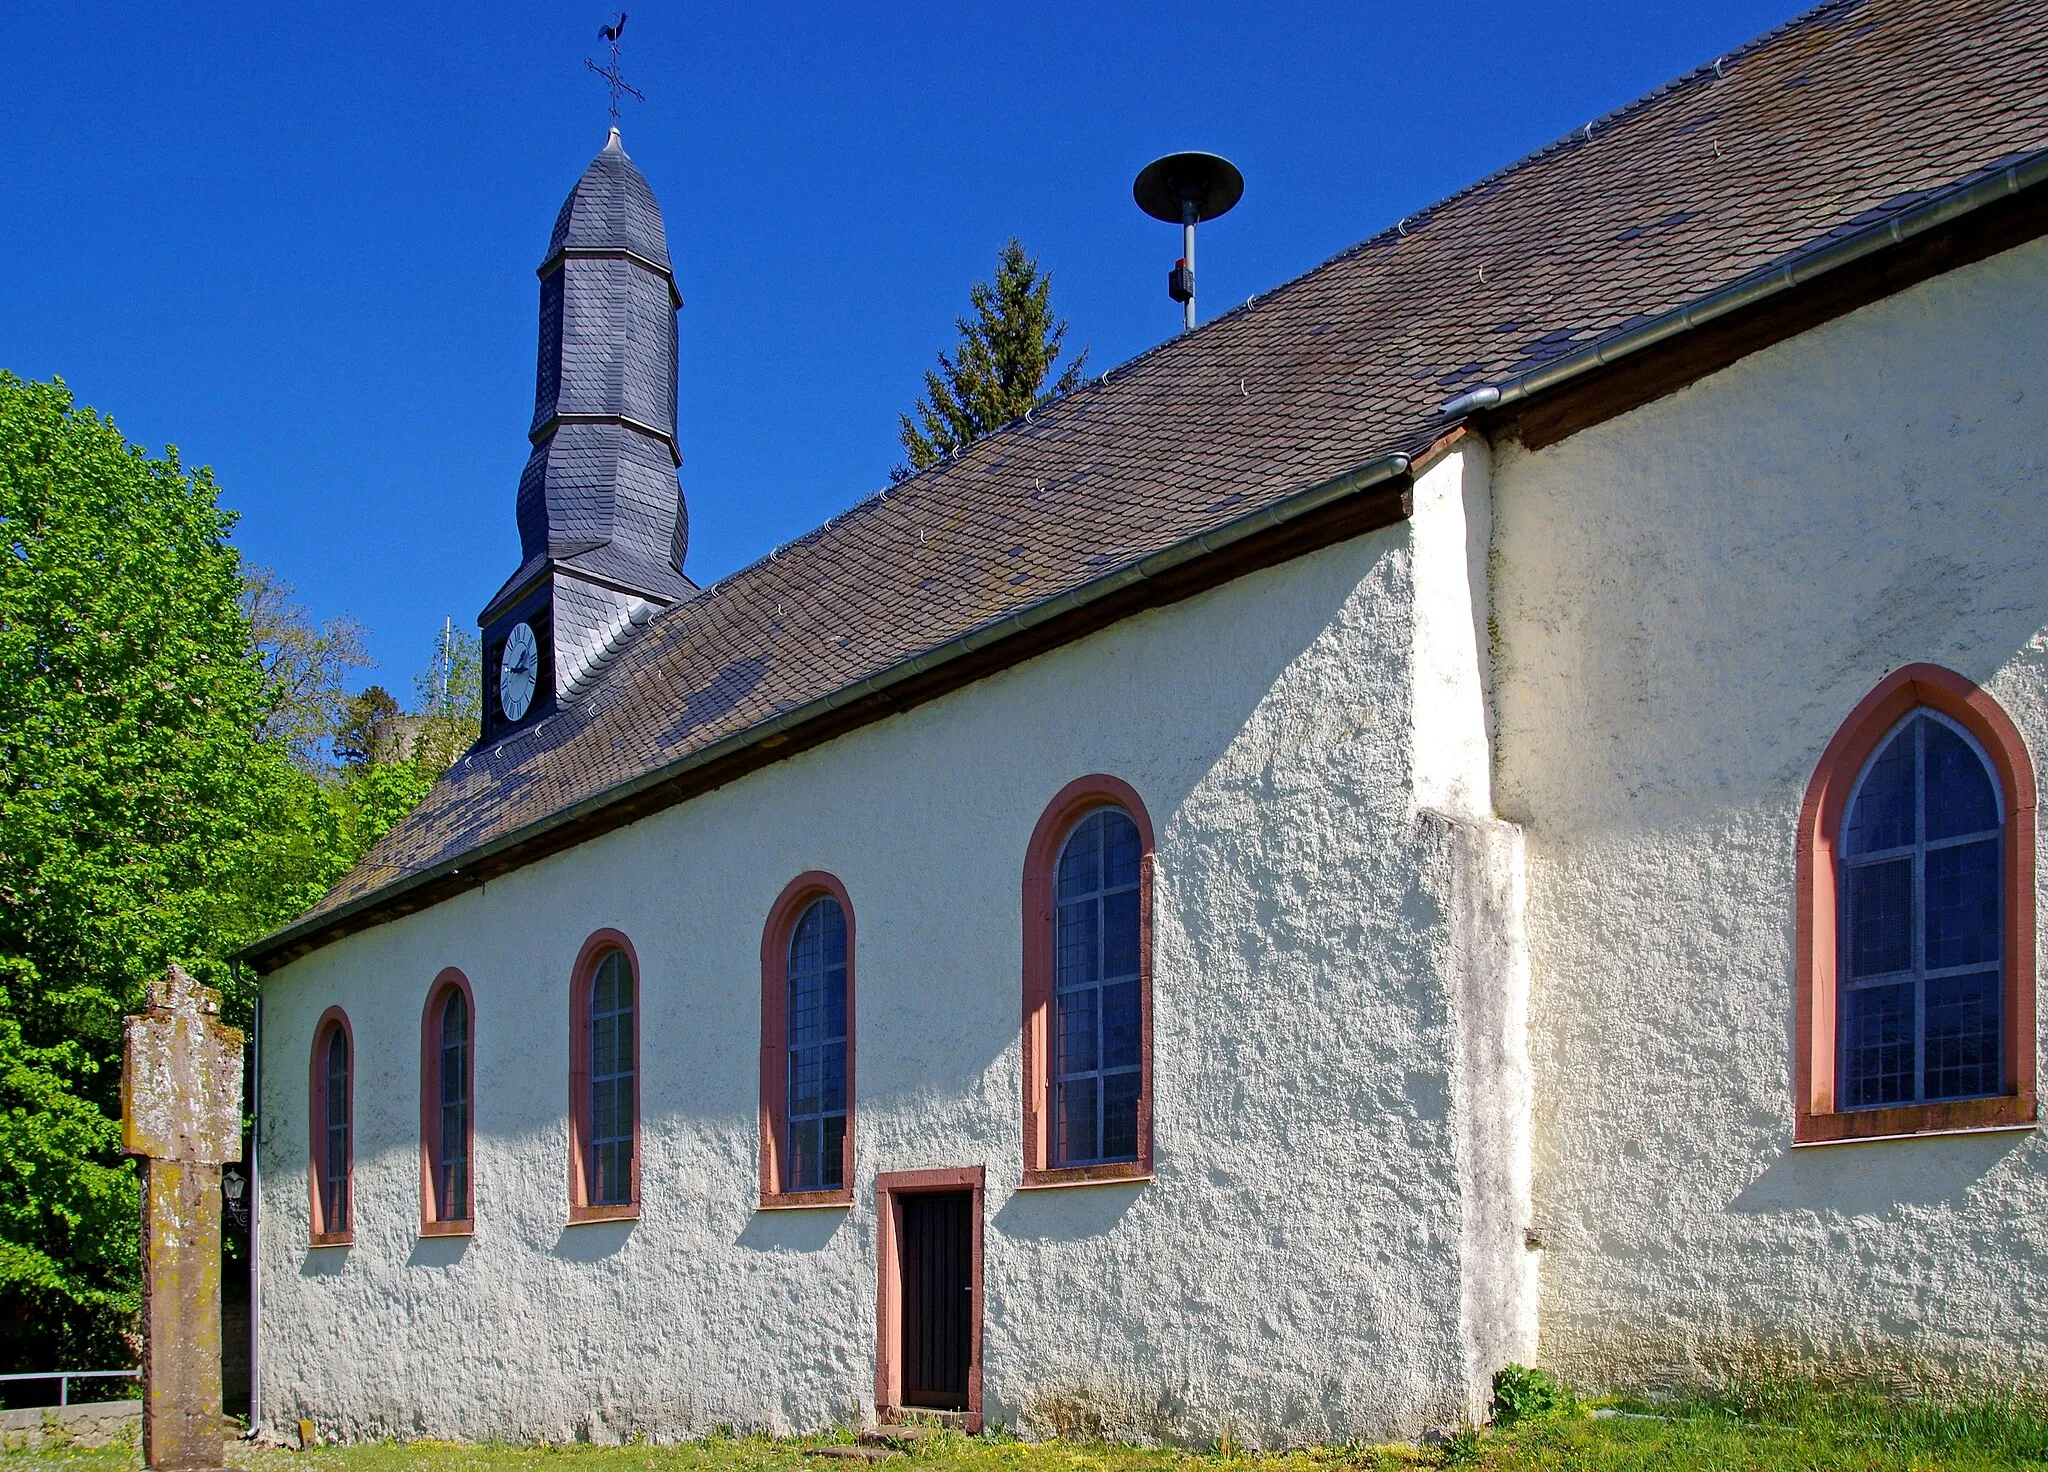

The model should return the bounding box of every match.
[1,0,1793,692]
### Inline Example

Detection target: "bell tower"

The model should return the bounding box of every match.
[479,127,693,741]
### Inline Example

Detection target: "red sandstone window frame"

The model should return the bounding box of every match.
[568,928,641,1222]
[874,1166,984,1432]
[419,968,476,1237]
[759,872,857,1210]
[1020,774,1157,1188]
[308,1005,354,1246]
[1795,663,2038,1145]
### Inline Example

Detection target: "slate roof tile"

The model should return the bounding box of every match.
[298,0,2048,930]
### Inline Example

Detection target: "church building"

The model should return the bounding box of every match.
[246,0,2048,1444]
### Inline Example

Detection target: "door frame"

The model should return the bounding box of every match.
[875,1166,984,1431]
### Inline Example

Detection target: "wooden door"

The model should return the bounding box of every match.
[899,1192,973,1409]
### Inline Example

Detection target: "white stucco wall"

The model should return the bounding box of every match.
[256,459,1523,1447]
[1492,234,2048,1391]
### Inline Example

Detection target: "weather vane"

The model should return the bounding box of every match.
[585,13,644,126]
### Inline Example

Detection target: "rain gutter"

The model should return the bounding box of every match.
[1439,146,2048,421]
[244,450,1412,969]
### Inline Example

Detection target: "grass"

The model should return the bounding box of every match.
[13,1380,2048,1471]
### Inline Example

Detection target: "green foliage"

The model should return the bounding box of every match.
[1611,1375,2048,1468]
[334,685,402,768]
[0,373,429,1372]
[242,566,372,772]
[1489,1364,1573,1426]
[893,239,1087,481]
[21,1384,2048,1471]
[408,622,481,779]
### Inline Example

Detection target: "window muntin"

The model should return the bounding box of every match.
[587,949,636,1207]
[1052,806,1144,1165]
[1839,710,2005,1109]
[322,1023,351,1232]
[785,896,849,1193]
[436,988,471,1221]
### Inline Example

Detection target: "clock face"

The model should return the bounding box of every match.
[499,622,540,722]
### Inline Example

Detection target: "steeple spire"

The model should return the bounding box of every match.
[479,130,692,739]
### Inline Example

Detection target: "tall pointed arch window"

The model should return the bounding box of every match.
[308,1007,354,1245]
[1797,664,2037,1144]
[760,873,856,1209]
[1022,776,1156,1187]
[1840,713,2003,1107]
[569,931,640,1221]
[420,969,475,1235]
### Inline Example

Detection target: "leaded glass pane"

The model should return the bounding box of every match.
[821,1114,846,1190]
[1102,1071,1141,1160]
[1842,981,1915,1107]
[1925,972,2001,1100]
[1925,839,2000,970]
[1102,888,1140,979]
[785,896,849,1193]
[1845,728,1915,856]
[1058,814,1103,901]
[789,1118,822,1192]
[1105,814,1141,889]
[1837,711,2005,1109]
[1056,901,1099,988]
[1846,858,1912,978]
[1924,720,2000,841]
[1057,1076,1098,1164]
[1102,980,1141,1070]
[1051,806,1143,1166]
[1057,989,1099,1074]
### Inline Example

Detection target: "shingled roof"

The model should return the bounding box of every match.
[256,0,2048,967]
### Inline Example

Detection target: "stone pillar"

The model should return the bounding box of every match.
[121,965,245,1471]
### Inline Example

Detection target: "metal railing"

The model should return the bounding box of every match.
[0,1369,139,1408]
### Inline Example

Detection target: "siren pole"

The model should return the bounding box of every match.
[1134,152,1244,333]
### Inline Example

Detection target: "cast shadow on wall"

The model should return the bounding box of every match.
[299,1247,348,1276]
[992,1180,1143,1241]
[1729,1129,2028,1217]
[737,1207,847,1254]
[553,1219,634,1261]
[407,1235,471,1269]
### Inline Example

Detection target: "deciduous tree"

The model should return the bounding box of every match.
[242,566,371,771]
[0,373,428,1370]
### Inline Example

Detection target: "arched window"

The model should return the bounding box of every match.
[1022,776,1156,1187]
[1840,713,2003,1107]
[1054,809,1144,1163]
[759,873,856,1208]
[308,1007,353,1245]
[569,931,640,1220]
[1796,664,2037,1144]
[419,969,475,1234]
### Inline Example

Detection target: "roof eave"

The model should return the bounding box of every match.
[1441,146,2048,432]
[241,450,1415,973]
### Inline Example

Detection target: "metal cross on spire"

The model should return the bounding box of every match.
[585,13,644,126]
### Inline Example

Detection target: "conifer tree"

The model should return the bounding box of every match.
[893,240,1087,481]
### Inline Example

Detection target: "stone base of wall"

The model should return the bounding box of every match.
[0,1400,142,1451]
